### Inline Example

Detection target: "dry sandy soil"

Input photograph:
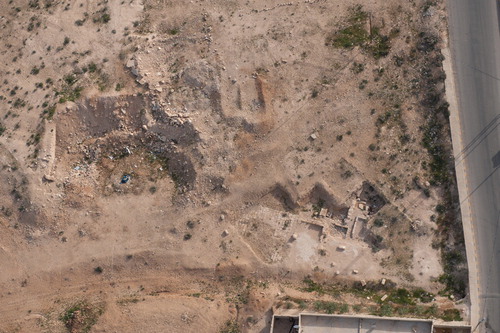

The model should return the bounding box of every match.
[0,0,467,332]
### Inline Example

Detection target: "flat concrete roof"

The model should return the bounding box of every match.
[299,314,433,333]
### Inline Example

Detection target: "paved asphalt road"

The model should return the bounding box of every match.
[447,0,500,332]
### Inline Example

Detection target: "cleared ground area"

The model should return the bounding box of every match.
[0,0,468,331]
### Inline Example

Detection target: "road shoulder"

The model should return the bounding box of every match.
[442,45,480,327]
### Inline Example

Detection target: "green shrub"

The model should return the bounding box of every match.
[440,308,462,321]
[327,6,391,59]
[370,28,391,59]
[388,288,415,305]
[412,288,434,303]
[43,105,56,120]
[314,301,347,314]
[88,62,98,73]
[56,86,83,103]
[303,277,325,294]
[60,301,104,333]
[64,74,77,85]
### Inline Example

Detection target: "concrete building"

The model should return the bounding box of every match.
[270,313,471,333]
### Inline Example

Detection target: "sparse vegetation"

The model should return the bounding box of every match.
[327,5,391,59]
[56,73,82,102]
[60,301,104,333]
[314,300,349,314]
[168,28,179,35]
[301,277,457,321]
[87,62,97,73]
[93,8,111,24]
[56,86,83,103]
[441,308,462,321]
[327,5,369,48]
[351,62,365,74]
[43,104,56,119]
[219,320,240,333]
[369,28,391,59]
